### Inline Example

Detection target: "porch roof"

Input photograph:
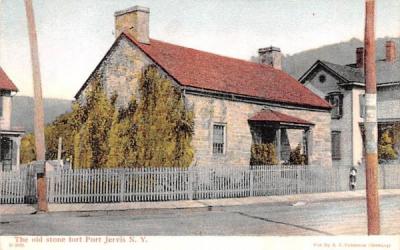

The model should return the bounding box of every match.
[0,129,25,137]
[248,109,314,126]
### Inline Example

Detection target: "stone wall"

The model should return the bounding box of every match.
[186,94,332,167]
[79,37,151,108]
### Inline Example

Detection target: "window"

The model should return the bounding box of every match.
[213,124,225,155]
[1,137,13,171]
[359,94,365,118]
[331,131,341,160]
[326,93,343,119]
[319,74,326,83]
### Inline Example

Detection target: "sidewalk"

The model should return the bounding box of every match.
[1,189,400,215]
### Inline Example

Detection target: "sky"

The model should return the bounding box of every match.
[0,0,399,99]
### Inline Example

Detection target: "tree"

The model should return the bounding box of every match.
[20,101,86,164]
[73,77,116,168]
[20,67,195,169]
[378,130,397,162]
[133,66,194,167]
[20,134,36,164]
[106,98,138,167]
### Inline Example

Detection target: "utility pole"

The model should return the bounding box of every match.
[24,0,47,212]
[364,0,380,235]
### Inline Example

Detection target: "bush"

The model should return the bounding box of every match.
[250,143,278,165]
[378,130,397,162]
[288,144,307,165]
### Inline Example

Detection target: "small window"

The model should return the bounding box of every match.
[319,74,326,83]
[331,131,341,160]
[326,93,343,119]
[213,124,225,155]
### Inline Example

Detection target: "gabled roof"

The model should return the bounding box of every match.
[248,109,314,126]
[0,67,18,92]
[76,33,331,110]
[320,61,364,82]
[299,59,400,87]
[299,60,364,83]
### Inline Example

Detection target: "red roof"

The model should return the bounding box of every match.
[0,67,18,92]
[124,34,330,109]
[248,109,314,125]
[77,33,330,109]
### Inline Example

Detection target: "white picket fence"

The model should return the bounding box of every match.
[47,168,193,203]
[0,166,36,204]
[1,164,400,204]
[45,164,400,204]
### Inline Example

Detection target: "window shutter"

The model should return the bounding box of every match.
[331,131,341,160]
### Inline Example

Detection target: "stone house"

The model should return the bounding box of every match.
[0,67,24,171]
[299,40,400,167]
[75,6,333,167]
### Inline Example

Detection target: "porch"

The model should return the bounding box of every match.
[0,129,24,171]
[248,109,313,164]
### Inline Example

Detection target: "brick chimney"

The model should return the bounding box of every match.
[258,46,282,70]
[115,6,150,44]
[356,47,364,68]
[385,40,396,63]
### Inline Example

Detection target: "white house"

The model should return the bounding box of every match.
[0,67,24,171]
[299,40,400,167]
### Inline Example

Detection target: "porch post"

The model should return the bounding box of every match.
[276,128,281,164]
[15,137,21,170]
[303,128,309,164]
[306,128,313,164]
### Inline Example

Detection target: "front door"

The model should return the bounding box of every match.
[1,137,13,171]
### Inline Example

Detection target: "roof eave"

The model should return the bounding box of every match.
[298,60,321,83]
[183,86,332,111]
[377,81,400,88]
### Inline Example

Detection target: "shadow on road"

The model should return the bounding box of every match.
[235,211,334,236]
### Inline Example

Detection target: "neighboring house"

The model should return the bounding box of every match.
[299,41,400,167]
[75,6,333,167]
[0,67,24,171]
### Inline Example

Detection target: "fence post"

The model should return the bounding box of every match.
[120,169,126,202]
[296,166,300,194]
[249,169,254,197]
[188,170,193,200]
[194,168,199,200]
[381,165,385,189]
